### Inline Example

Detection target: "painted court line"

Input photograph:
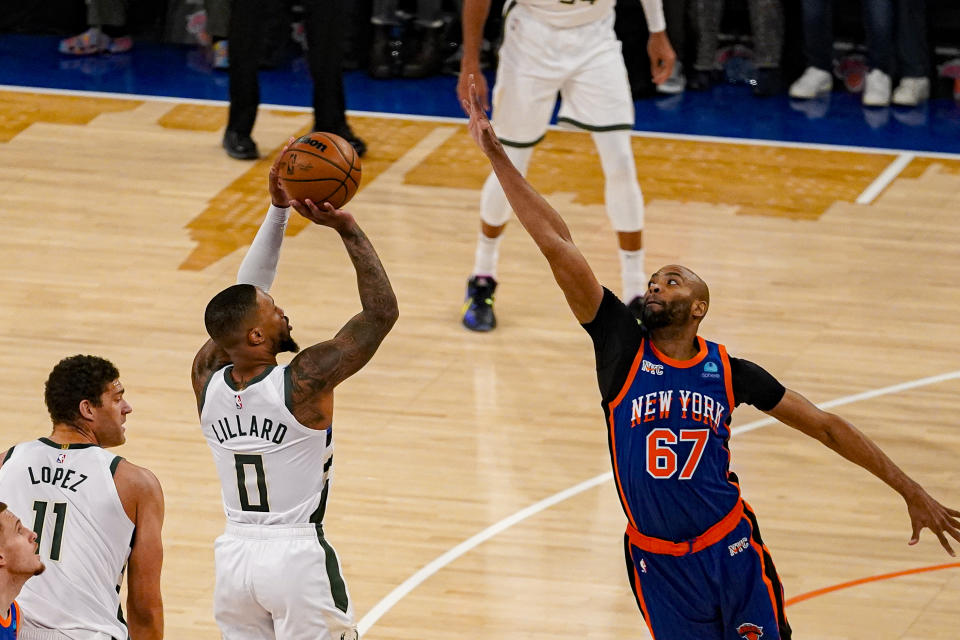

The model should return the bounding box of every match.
[856,152,916,204]
[356,472,613,636]
[357,368,960,636]
[785,561,960,607]
[4,83,960,161]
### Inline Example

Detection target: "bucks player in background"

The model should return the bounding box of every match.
[0,355,165,640]
[191,145,398,640]
[0,503,45,640]
[457,0,675,331]
[461,78,960,639]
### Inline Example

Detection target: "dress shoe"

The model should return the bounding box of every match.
[222,130,259,160]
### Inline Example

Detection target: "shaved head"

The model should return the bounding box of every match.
[643,265,711,330]
[660,265,709,306]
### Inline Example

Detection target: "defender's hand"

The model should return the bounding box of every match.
[905,488,960,556]
[290,199,356,234]
[648,31,676,85]
[462,75,503,159]
[269,137,296,208]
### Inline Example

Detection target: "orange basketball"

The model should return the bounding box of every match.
[279,132,362,209]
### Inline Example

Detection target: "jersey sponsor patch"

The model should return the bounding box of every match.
[702,361,721,379]
[737,622,764,640]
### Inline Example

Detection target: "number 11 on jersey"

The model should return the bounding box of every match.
[32,500,68,561]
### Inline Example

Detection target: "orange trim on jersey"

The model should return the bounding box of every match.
[632,567,658,640]
[610,338,647,409]
[716,343,740,495]
[626,500,744,556]
[649,336,708,369]
[742,504,781,622]
[607,338,646,531]
[0,601,15,628]
[717,343,735,417]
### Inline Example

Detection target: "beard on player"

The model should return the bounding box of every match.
[642,297,692,330]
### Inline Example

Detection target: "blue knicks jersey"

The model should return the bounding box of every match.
[606,336,741,541]
[0,601,19,639]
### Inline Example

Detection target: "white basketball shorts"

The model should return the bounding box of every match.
[491,5,635,147]
[214,522,357,640]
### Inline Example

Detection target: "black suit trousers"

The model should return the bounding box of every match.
[227,0,348,136]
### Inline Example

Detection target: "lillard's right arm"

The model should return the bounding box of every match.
[285,200,399,428]
[461,77,605,323]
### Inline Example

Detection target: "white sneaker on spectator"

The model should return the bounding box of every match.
[892,77,930,106]
[657,61,686,94]
[788,67,832,99]
[863,69,892,106]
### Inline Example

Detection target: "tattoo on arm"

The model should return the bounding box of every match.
[191,339,232,405]
[340,225,399,327]
[289,224,398,406]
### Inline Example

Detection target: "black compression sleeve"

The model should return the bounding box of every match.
[582,288,645,402]
[730,357,786,410]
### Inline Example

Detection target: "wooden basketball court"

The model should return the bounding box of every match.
[1,88,958,639]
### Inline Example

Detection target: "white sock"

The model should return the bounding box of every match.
[472,232,502,279]
[619,249,646,302]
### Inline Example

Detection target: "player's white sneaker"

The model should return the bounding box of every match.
[892,77,930,106]
[788,67,832,99]
[862,69,892,107]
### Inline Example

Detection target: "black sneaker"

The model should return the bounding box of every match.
[222,130,259,160]
[462,275,497,332]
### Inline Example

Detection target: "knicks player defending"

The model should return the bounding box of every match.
[457,0,675,331]
[0,503,46,640]
[462,79,960,639]
[0,355,164,640]
[191,146,398,640]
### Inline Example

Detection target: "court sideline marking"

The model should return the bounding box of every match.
[3,84,960,161]
[856,152,916,205]
[358,368,960,636]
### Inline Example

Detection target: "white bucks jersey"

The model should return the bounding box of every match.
[514,0,615,28]
[201,365,334,526]
[0,439,133,639]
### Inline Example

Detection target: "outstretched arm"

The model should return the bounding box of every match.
[767,389,960,555]
[286,201,399,405]
[192,140,298,407]
[236,137,295,291]
[462,78,603,323]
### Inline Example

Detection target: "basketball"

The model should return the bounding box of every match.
[279,132,362,209]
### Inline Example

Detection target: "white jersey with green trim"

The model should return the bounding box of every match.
[0,438,133,639]
[200,364,333,526]
[515,0,616,29]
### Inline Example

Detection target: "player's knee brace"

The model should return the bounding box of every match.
[479,145,534,227]
[593,131,644,232]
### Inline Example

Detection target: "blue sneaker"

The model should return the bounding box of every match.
[462,276,497,331]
